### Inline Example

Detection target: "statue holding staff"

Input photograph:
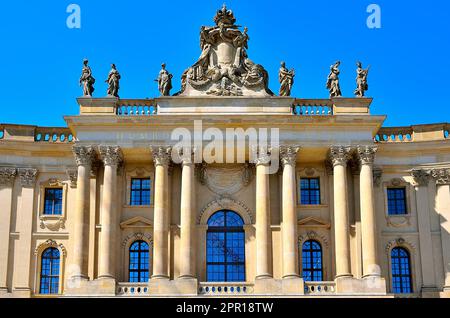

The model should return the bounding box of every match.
[156,63,173,96]
[354,61,370,97]
[79,59,95,96]
[279,61,295,97]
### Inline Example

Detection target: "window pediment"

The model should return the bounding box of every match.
[120,216,153,229]
[298,216,331,229]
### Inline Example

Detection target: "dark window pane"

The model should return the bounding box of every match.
[43,188,63,215]
[301,240,323,282]
[391,247,413,294]
[130,178,151,206]
[129,241,150,283]
[299,178,321,205]
[387,188,407,215]
[40,247,60,294]
[206,210,245,282]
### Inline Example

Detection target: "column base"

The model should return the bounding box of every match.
[148,278,198,296]
[335,276,387,295]
[254,278,281,295]
[12,287,31,298]
[281,277,305,295]
[421,286,440,298]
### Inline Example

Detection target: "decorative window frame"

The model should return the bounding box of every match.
[385,238,418,295]
[298,230,330,281]
[33,239,67,295]
[297,167,328,207]
[383,178,414,227]
[122,232,153,282]
[38,178,68,231]
[124,167,154,208]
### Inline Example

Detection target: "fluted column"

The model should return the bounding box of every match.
[330,146,353,278]
[280,146,300,279]
[151,146,171,279]
[71,146,95,280]
[431,169,450,289]
[14,168,38,293]
[0,168,16,293]
[179,149,196,279]
[357,146,380,278]
[98,146,123,279]
[255,148,272,279]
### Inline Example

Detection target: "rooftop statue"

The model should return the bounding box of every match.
[326,61,342,98]
[79,59,95,96]
[354,61,370,97]
[279,61,295,97]
[157,63,173,96]
[106,64,121,98]
[177,5,274,97]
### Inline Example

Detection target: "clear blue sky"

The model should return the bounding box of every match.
[0,0,448,127]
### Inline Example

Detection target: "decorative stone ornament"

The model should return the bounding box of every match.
[326,61,342,98]
[354,61,370,97]
[66,169,78,188]
[0,167,17,186]
[280,146,300,167]
[329,146,352,167]
[431,168,450,185]
[17,168,38,187]
[373,168,383,187]
[411,169,431,186]
[99,145,123,167]
[252,146,271,166]
[150,146,172,167]
[72,145,96,167]
[357,145,377,165]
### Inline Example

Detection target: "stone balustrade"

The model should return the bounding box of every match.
[376,123,450,143]
[293,99,333,116]
[116,282,149,296]
[0,124,74,144]
[198,282,254,296]
[116,99,157,116]
[304,281,336,295]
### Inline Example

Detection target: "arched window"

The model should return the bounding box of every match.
[301,240,323,282]
[391,247,413,293]
[207,210,245,282]
[40,247,60,294]
[129,241,150,283]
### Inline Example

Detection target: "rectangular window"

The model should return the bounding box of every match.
[300,178,321,205]
[387,188,407,215]
[43,188,63,215]
[130,178,151,206]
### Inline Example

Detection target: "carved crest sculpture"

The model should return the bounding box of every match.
[157,63,173,96]
[79,59,95,96]
[106,63,121,98]
[354,61,370,97]
[326,61,342,98]
[177,5,274,97]
[279,61,295,96]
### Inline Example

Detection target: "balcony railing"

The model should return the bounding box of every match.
[304,281,336,295]
[293,99,333,116]
[198,282,254,296]
[116,99,157,116]
[375,123,450,143]
[0,124,74,144]
[116,282,149,296]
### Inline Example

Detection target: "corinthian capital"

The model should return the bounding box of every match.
[72,145,96,167]
[0,167,17,186]
[18,168,38,187]
[411,169,431,186]
[99,146,123,167]
[150,146,172,167]
[357,145,378,165]
[431,169,450,185]
[329,146,352,167]
[252,145,271,166]
[280,146,300,167]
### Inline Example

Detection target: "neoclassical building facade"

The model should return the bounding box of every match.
[1,7,450,298]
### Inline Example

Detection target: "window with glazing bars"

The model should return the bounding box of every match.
[129,241,150,283]
[391,247,413,294]
[302,240,323,282]
[130,178,151,206]
[300,178,321,205]
[40,247,60,294]
[43,188,63,215]
[387,188,407,215]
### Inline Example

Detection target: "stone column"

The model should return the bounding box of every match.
[280,146,300,279]
[0,168,17,293]
[255,148,272,280]
[330,146,353,278]
[13,168,38,296]
[98,146,123,280]
[357,146,381,278]
[151,146,171,279]
[411,169,436,292]
[179,149,196,279]
[431,169,450,290]
[71,145,95,280]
